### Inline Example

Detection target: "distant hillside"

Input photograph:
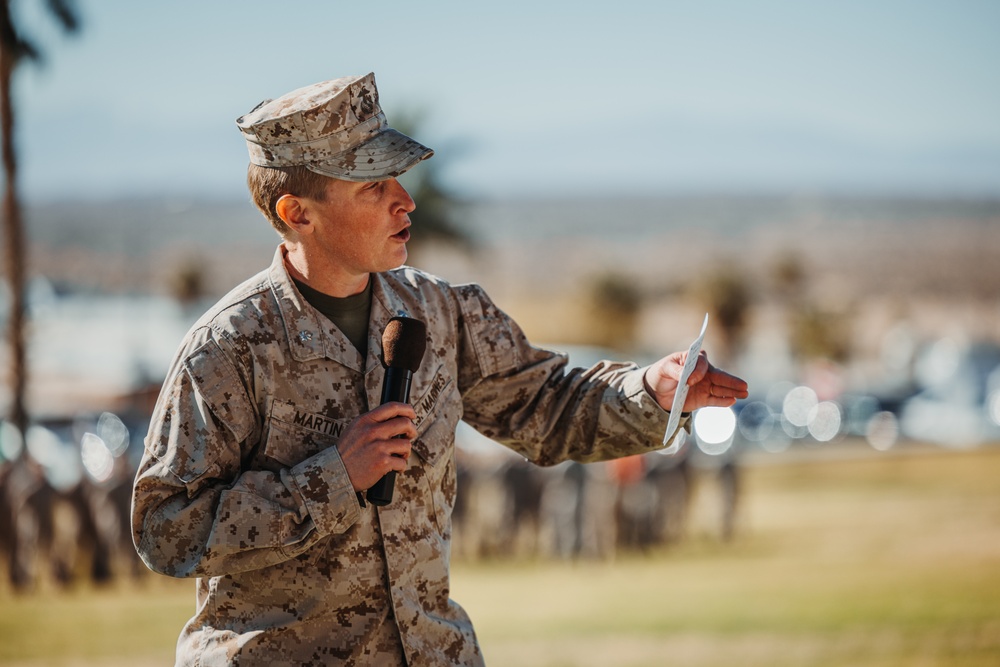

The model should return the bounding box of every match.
[18,194,1000,301]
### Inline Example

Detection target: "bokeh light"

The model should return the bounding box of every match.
[866,411,900,451]
[81,432,116,483]
[780,414,810,439]
[987,391,1000,427]
[807,401,843,442]
[783,385,818,427]
[97,412,130,457]
[26,425,82,492]
[760,429,793,454]
[0,420,23,461]
[693,407,737,456]
[737,401,774,442]
[25,425,64,468]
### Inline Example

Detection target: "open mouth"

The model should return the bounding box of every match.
[392,227,411,242]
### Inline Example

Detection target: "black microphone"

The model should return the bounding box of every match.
[366,316,427,506]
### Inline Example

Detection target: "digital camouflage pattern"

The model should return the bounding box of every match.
[236,73,433,182]
[132,247,686,666]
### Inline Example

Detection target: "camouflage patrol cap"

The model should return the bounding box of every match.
[236,73,433,182]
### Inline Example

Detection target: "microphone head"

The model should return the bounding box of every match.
[382,317,427,372]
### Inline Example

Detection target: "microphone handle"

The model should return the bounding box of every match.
[366,367,413,506]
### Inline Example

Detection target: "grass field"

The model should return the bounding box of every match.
[2,442,998,666]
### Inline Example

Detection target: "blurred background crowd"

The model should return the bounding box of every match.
[1,0,998,595]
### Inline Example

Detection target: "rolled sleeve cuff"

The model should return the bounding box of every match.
[287,445,362,537]
[621,367,691,448]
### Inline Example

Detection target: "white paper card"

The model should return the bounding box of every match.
[661,313,709,453]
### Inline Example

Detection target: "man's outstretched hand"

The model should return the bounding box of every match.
[644,350,749,413]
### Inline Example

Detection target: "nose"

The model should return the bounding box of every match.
[389,178,416,214]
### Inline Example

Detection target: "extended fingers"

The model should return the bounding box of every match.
[709,368,749,394]
[703,369,749,401]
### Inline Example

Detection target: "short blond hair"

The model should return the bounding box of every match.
[246,164,330,235]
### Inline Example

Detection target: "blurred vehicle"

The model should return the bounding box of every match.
[900,339,1000,447]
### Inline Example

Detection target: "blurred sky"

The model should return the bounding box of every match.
[10,0,1000,203]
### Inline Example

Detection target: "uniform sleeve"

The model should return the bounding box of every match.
[131,335,362,579]
[453,284,688,466]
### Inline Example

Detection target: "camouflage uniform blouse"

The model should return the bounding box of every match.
[132,246,681,666]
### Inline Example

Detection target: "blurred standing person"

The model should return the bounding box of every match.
[131,73,748,667]
[0,457,44,590]
[719,458,742,542]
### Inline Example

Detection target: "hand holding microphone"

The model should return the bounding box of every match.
[366,317,427,506]
[332,317,426,504]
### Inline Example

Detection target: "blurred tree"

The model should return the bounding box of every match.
[392,110,473,253]
[697,264,752,365]
[768,252,852,364]
[170,260,207,308]
[0,0,79,436]
[771,251,806,299]
[790,305,851,364]
[586,272,643,351]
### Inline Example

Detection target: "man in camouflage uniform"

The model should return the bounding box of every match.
[131,73,748,666]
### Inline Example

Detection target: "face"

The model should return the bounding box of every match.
[298,176,416,284]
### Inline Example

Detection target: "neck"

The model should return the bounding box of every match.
[282,243,369,298]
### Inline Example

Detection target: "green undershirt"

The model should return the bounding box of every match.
[293,277,373,359]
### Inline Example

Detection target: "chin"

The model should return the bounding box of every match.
[378,256,408,273]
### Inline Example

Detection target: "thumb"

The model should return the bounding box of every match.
[685,350,709,386]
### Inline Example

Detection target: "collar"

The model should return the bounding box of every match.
[268,246,343,364]
[267,246,423,374]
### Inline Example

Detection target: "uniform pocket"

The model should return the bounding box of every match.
[408,364,455,467]
[405,369,461,535]
[455,283,523,377]
[261,400,351,469]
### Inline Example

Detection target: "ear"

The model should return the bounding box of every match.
[275,194,313,235]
